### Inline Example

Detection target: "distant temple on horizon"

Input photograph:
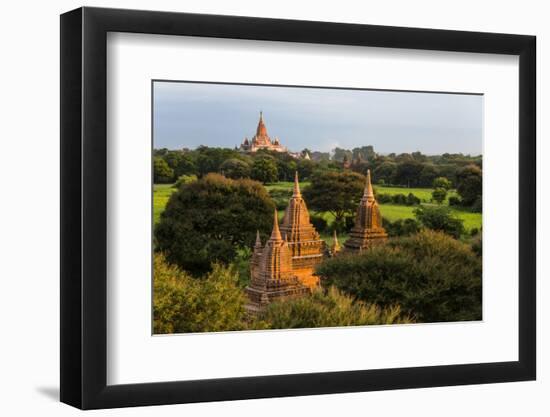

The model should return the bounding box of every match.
[240,111,288,153]
[245,172,326,314]
[344,169,388,252]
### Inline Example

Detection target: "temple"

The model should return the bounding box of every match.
[279,172,326,289]
[246,173,326,313]
[245,210,310,315]
[240,112,288,153]
[344,169,388,252]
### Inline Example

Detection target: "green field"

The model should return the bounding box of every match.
[375,185,458,203]
[154,182,481,232]
[154,184,176,224]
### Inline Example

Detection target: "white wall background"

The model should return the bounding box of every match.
[0,0,546,415]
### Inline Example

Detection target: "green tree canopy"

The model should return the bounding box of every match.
[251,156,279,183]
[456,164,482,206]
[302,171,366,225]
[414,205,465,238]
[316,230,482,322]
[432,176,452,190]
[431,187,447,204]
[154,157,174,184]
[153,254,247,334]
[220,158,251,179]
[155,174,275,275]
[258,287,412,329]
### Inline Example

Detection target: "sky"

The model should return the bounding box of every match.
[153,81,483,155]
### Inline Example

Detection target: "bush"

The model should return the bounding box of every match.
[257,287,412,329]
[316,230,482,322]
[448,196,462,207]
[377,193,392,204]
[153,254,247,334]
[406,193,421,205]
[383,218,421,237]
[220,158,251,179]
[155,174,275,275]
[431,187,447,204]
[173,174,197,188]
[414,205,465,238]
[471,195,482,213]
[433,176,452,190]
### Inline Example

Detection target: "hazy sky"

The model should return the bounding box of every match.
[153,81,483,155]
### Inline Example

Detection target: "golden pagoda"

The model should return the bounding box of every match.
[279,172,326,289]
[344,169,388,252]
[245,210,310,315]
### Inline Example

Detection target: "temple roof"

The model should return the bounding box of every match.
[270,209,282,241]
[363,169,375,201]
[256,111,268,137]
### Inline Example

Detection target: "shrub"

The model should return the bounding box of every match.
[153,254,247,334]
[406,193,421,205]
[414,205,465,238]
[448,196,462,207]
[431,187,447,204]
[383,218,421,237]
[433,176,452,190]
[257,287,413,329]
[155,174,275,275]
[456,164,482,206]
[376,193,392,204]
[173,174,197,188]
[316,230,482,322]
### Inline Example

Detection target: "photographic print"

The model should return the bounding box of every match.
[152,81,483,335]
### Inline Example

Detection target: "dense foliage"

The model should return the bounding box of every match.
[155,174,275,275]
[259,287,412,329]
[413,205,465,239]
[302,171,366,225]
[153,254,247,334]
[316,230,482,322]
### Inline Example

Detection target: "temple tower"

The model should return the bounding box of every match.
[279,172,326,289]
[330,230,341,256]
[344,169,388,253]
[246,211,310,315]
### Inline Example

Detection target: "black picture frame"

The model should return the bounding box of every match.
[60,6,536,410]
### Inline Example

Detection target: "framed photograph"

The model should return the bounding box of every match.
[60,7,536,410]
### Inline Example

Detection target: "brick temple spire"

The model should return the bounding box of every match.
[344,169,388,253]
[292,171,302,197]
[279,172,325,289]
[245,210,309,315]
[270,209,282,241]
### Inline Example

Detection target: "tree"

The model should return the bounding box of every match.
[155,174,275,275]
[373,161,397,184]
[394,160,424,187]
[194,146,241,177]
[432,188,447,204]
[456,165,482,206]
[154,157,174,183]
[316,230,482,322]
[413,205,465,238]
[302,171,365,225]
[257,287,412,329]
[220,158,251,179]
[153,254,247,334]
[251,157,278,183]
[432,176,452,190]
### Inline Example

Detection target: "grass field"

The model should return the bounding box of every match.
[375,185,458,203]
[154,182,482,232]
[153,184,176,224]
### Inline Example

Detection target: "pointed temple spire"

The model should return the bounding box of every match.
[364,169,374,200]
[270,209,282,241]
[292,171,302,197]
[254,230,262,248]
[344,169,387,253]
[331,230,341,254]
[256,111,268,137]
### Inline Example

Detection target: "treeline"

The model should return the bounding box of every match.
[154,145,482,211]
[154,146,481,185]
